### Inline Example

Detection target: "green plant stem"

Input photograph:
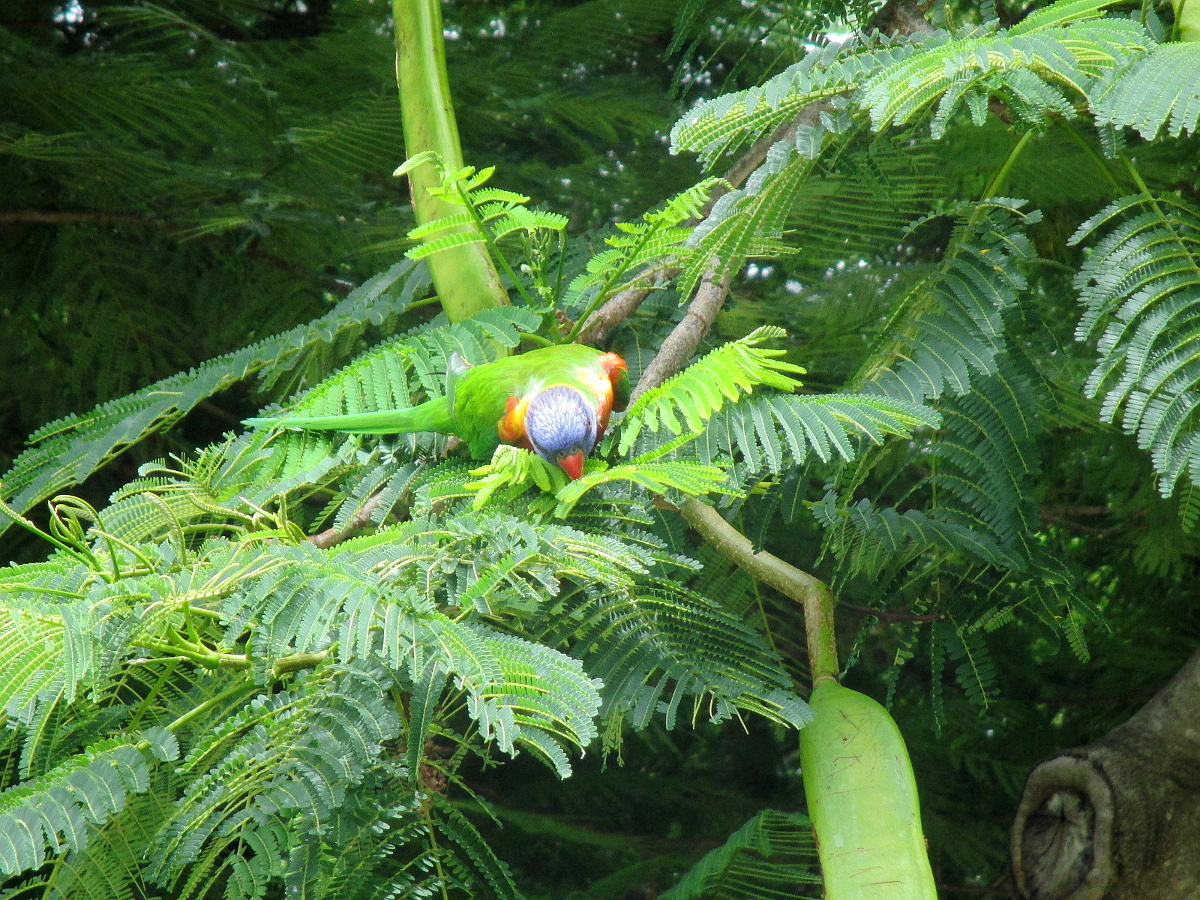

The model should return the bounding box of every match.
[1176,0,1200,42]
[978,129,1034,203]
[552,230,568,307]
[139,632,330,678]
[519,332,553,348]
[453,180,538,308]
[91,526,159,574]
[13,506,100,569]
[393,0,506,321]
[14,584,86,599]
[1120,152,1154,197]
[165,681,257,734]
[1118,154,1200,284]
[272,649,330,677]
[128,658,183,731]
[137,637,250,670]
[422,803,453,900]
[678,498,840,684]
[177,603,224,619]
[1058,120,1124,192]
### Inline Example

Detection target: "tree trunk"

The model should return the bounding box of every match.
[1011,648,1200,898]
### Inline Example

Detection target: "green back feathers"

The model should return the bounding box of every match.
[447,344,624,456]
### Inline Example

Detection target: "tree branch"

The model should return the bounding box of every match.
[865,0,936,36]
[309,490,387,549]
[629,261,732,404]
[577,108,822,347]
[678,498,839,681]
[1012,648,1200,899]
[575,283,659,347]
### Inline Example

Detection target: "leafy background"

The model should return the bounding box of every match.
[3,0,1200,898]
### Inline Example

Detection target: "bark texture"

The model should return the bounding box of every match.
[1011,648,1200,899]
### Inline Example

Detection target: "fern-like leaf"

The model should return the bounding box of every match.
[859,10,1147,136]
[670,33,926,164]
[466,630,602,777]
[396,152,566,269]
[617,326,805,453]
[660,809,819,900]
[700,393,941,475]
[0,734,170,879]
[1,262,426,526]
[149,662,400,888]
[432,802,524,900]
[1091,42,1200,140]
[565,177,727,322]
[552,460,737,517]
[538,582,812,736]
[678,138,824,301]
[852,199,1038,402]
[1071,193,1200,498]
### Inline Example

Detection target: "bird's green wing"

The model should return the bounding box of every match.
[449,344,627,455]
[449,356,536,457]
[445,351,473,412]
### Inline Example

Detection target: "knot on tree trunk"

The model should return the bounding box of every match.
[1012,755,1115,899]
[1011,650,1200,899]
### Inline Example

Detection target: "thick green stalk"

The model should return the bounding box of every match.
[1176,0,1200,42]
[393,0,507,321]
[678,498,839,681]
[679,499,936,898]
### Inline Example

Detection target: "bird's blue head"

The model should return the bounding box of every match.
[524,385,598,479]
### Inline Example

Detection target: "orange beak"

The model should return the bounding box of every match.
[556,451,585,480]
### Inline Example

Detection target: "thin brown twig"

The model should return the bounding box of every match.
[309,490,387,549]
[576,108,822,347]
[629,262,733,404]
[839,602,944,623]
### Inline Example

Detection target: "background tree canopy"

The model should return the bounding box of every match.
[2,0,1200,898]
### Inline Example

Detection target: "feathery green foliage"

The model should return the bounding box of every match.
[618,326,806,451]
[0,262,428,527]
[659,809,820,899]
[1091,41,1200,139]
[399,152,570,258]
[851,199,1039,401]
[0,736,166,878]
[396,151,568,313]
[567,177,729,336]
[7,0,1200,896]
[678,138,828,300]
[859,12,1148,135]
[1072,192,1200,499]
[670,34,920,164]
[700,393,942,476]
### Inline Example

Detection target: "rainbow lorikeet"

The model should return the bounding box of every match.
[245,344,630,479]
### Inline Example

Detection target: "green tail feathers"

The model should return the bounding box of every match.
[245,396,456,437]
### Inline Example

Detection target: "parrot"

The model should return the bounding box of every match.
[245,344,630,480]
